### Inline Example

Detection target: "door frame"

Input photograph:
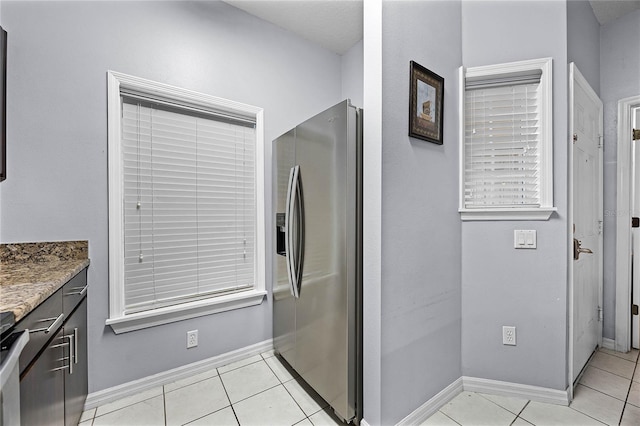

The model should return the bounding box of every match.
[614,95,640,353]
[568,63,604,400]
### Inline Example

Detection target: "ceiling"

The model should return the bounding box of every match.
[589,0,640,25]
[223,1,640,55]
[223,0,363,55]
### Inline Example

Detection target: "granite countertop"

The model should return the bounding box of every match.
[0,241,90,322]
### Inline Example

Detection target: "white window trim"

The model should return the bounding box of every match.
[106,70,266,334]
[458,58,556,221]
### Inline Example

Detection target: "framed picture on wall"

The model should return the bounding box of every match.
[409,61,444,145]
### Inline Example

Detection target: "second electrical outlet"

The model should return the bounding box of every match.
[187,330,198,348]
[502,326,516,346]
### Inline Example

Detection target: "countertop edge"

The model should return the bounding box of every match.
[2,258,91,322]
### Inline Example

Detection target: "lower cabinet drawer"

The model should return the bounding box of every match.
[16,289,64,375]
[62,270,87,317]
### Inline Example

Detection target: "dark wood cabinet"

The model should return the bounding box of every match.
[63,298,87,426]
[19,328,65,425]
[18,269,88,426]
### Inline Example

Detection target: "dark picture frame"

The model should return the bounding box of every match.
[409,61,444,144]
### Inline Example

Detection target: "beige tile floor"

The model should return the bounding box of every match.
[78,350,345,426]
[79,347,640,426]
[423,347,640,426]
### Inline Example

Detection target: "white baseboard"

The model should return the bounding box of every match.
[602,337,616,350]
[391,374,570,425]
[395,378,463,426]
[84,339,273,410]
[462,376,569,406]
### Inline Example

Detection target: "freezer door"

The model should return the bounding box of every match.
[294,100,358,422]
[273,129,297,369]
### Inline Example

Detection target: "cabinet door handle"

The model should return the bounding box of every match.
[51,366,69,372]
[29,313,65,334]
[51,361,70,373]
[51,350,71,372]
[65,285,88,296]
[73,328,79,364]
[63,331,76,373]
[68,333,74,374]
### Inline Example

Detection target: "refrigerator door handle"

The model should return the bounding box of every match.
[285,165,299,298]
[294,167,305,297]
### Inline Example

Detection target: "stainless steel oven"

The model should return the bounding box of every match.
[1,315,28,426]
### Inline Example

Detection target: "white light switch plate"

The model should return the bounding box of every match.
[514,230,537,249]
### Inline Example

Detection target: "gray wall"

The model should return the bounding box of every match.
[567,0,600,94]
[460,0,570,390]
[342,39,363,109]
[0,0,345,392]
[381,1,462,423]
[600,9,640,339]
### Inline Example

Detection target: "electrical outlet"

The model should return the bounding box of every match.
[502,326,516,346]
[187,330,198,349]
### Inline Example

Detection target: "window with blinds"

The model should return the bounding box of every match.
[122,99,256,313]
[459,58,554,220]
[464,82,540,208]
[107,71,265,333]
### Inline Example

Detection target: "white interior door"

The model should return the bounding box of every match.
[632,107,640,349]
[571,64,603,383]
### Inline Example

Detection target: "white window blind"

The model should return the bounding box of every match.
[121,99,256,314]
[464,82,540,208]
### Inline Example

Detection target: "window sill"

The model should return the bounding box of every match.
[459,207,557,221]
[106,289,267,334]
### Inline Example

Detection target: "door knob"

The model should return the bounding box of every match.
[573,238,593,260]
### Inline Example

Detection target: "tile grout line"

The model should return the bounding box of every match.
[217,366,242,426]
[587,363,636,381]
[163,369,221,394]
[280,378,322,424]
[222,377,312,426]
[618,353,639,425]
[513,399,532,425]
[92,389,163,420]
[578,382,629,403]
[438,409,462,425]
[477,392,529,419]
[163,374,232,424]
[217,357,264,375]
[566,406,610,426]
[600,349,640,364]
[264,354,289,385]
[264,354,337,425]
[227,380,284,405]
[564,348,638,426]
[262,354,318,422]
[568,385,621,425]
[162,385,167,426]
[567,361,615,426]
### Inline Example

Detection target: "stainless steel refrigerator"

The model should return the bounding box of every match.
[273,100,362,423]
